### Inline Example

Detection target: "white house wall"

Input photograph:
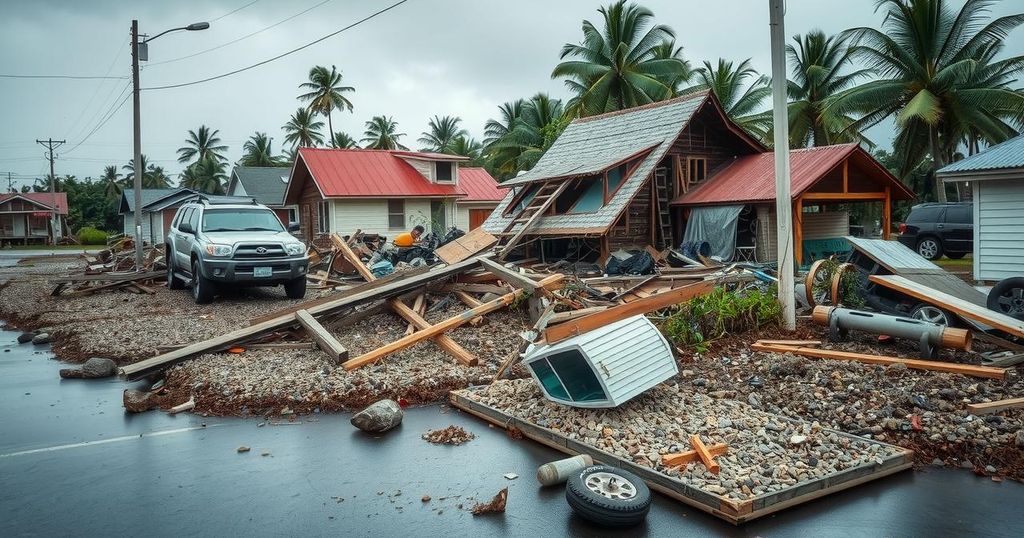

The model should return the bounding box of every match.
[329,198,452,236]
[976,178,1024,281]
[123,213,154,244]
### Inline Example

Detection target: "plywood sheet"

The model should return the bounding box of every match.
[846,236,940,272]
[435,227,497,264]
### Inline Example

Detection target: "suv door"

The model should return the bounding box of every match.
[943,204,973,253]
[173,207,196,270]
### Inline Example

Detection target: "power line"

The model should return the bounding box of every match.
[143,0,409,91]
[62,87,132,155]
[147,0,332,67]
[0,74,127,80]
[65,38,130,141]
[209,0,262,23]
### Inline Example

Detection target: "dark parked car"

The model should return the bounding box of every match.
[897,202,973,260]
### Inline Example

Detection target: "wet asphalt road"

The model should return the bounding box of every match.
[0,323,1022,537]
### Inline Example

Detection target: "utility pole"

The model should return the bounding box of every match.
[768,0,796,330]
[131,19,145,270]
[36,138,66,244]
[6,172,12,193]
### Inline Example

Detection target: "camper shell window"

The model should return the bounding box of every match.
[528,349,607,403]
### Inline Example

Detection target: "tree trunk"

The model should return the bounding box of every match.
[327,112,334,148]
[930,126,947,203]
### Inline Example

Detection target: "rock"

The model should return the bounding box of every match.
[1016,430,1024,448]
[718,418,733,429]
[421,495,431,502]
[747,393,761,407]
[31,333,51,345]
[790,435,808,445]
[985,465,997,474]
[350,399,404,433]
[16,332,36,344]
[123,389,156,413]
[81,357,117,378]
[931,458,944,466]
[237,446,251,453]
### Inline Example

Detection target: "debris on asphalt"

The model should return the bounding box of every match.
[470,487,507,515]
[58,357,117,379]
[422,425,475,445]
[237,446,250,453]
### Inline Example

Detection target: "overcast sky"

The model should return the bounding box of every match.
[1,0,1021,189]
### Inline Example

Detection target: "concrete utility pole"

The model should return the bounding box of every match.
[36,138,66,244]
[768,0,796,330]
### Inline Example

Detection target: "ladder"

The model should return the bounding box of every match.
[495,181,569,260]
[653,167,673,249]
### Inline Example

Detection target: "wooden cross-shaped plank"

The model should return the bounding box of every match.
[661,442,728,468]
[689,434,722,474]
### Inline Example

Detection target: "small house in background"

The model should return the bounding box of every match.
[937,134,1024,283]
[226,166,296,226]
[0,192,68,245]
[119,187,197,245]
[282,148,506,243]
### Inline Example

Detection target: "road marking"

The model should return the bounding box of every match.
[0,425,219,458]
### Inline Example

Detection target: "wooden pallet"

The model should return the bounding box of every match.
[449,388,914,525]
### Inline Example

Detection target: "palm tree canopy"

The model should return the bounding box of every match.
[552,0,690,116]
[484,99,525,147]
[282,107,325,148]
[240,132,282,167]
[361,115,408,150]
[446,135,484,166]
[100,164,122,199]
[297,65,355,146]
[180,156,228,194]
[484,93,567,178]
[687,58,773,141]
[418,115,468,152]
[176,125,228,164]
[124,155,171,189]
[330,131,359,149]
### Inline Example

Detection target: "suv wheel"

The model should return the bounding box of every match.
[565,465,651,527]
[191,259,216,304]
[911,303,954,326]
[916,237,943,260]
[166,254,184,290]
[284,276,307,300]
[987,277,1024,321]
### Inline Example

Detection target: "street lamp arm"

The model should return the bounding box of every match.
[143,22,209,43]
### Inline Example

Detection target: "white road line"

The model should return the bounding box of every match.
[0,425,220,458]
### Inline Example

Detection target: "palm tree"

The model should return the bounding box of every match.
[552,0,690,116]
[180,156,227,194]
[361,116,408,150]
[687,59,773,142]
[240,132,282,167]
[282,108,325,148]
[418,115,468,152]
[484,99,525,147]
[485,93,567,178]
[651,38,694,95]
[786,30,874,148]
[176,125,228,164]
[297,65,355,146]
[826,0,1024,201]
[123,155,171,189]
[100,165,122,200]
[446,135,484,166]
[330,131,359,149]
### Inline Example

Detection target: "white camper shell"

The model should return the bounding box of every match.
[523,315,678,408]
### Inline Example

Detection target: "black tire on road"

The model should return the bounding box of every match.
[166,255,184,290]
[284,276,307,299]
[945,251,967,259]
[565,465,651,527]
[987,277,1024,321]
[191,259,216,304]
[916,236,943,260]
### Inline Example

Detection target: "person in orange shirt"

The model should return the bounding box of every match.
[393,225,424,248]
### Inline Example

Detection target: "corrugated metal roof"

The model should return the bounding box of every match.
[938,134,1024,175]
[673,144,914,205]
[297,148,464,198]
[229,166,291,206]
[391,151,468,161]
[457,168,506,202]
[0,192,69,214]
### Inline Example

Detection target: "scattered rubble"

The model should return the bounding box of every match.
[422,425,475,445]
[351,399,404,433]
[59,357,117,379]
[470,487,507,515]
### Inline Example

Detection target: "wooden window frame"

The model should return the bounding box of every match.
[316,200,331,234]
[434,161,454,183]
[687,156,707,185]
[387,199,405,229]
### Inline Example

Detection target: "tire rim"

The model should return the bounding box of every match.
[585,472,637,500]
[912,305,949,325]
[918,240,938,258]
[995,287,1024,316]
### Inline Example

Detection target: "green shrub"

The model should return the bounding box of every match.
[660,285,781,353]
[77,226,109,245]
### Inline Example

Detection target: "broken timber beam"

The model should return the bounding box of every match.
[342,274,565,370]
[452,291,484,326]
[404,294,426,336]
[689,435,721,474]
[966,397,1024,416]
[332,233,375,281]
[544,279,716,345]
[295,309,348,362]
[389,300,477,366]
[662,443,728,468]
[478,257,540,292]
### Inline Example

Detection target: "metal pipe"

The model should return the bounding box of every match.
[813,305,972,359]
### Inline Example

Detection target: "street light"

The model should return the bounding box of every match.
[131,19,208,271]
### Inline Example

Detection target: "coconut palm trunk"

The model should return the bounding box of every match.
[930,126,946,203]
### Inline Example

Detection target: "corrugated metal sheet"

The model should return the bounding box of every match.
[457,168,507,202]
[297,148,464,198]
[802,211,849,240]
[846,236,940,272]
[756,204,777,262]
[977,179,1024,281]
[938,134,1024,175]
[0,192,69,214]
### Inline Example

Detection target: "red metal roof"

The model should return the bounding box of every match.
[672,144,914,205]
[391,150,468,161]
[457,168,507,202]
[0,192,69,214]
[297,148,464,197]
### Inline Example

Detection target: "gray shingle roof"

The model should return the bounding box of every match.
[483,92,709,234]
[938,134,1024,175]
[230,166,291,206]
[120,188,188,213]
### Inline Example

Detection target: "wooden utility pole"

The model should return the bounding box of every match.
[768,0,796,330]
[131,19,144,269]
[35,138,65,244]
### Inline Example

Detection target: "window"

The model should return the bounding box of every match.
[530,358,570,401]
[504,185,540,216]
[569,176,604,213]
[317,200,330,234]
[687,157,707,184]
[528,349,608,403]
[286,207,299,226]
[907,205,943,224]
[388,199,405,229]
[188,208,201,232]
[435,161,454,183]
[202,209,284,232]
[29,215,48,235]
[945,205,971,224]
[606,163,629,194]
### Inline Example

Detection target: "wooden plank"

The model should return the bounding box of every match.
[756,339,823,347]
[966,397,1024,415]
[342,274,565,370]
[452,291,484,326]
[547,306,609,325]
[545,279,716,345]
[663,443,728,467]
[440,283,512,295]
[751,342,1008,380]
[121,256,488,380]
[50,270,164,283]
[689,434,721,474]
[404,294,425,336]
[388,299,477,366]
[870,274,1024,339]
[435,227,497,264]
[478,257,540,292]
[331,233,375,282]
[295,309,348,362]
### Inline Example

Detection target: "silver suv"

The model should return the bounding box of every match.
[165,196,309,304]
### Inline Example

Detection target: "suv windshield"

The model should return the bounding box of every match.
[201,208,284,233]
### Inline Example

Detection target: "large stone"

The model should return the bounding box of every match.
[81,357,118,378]
[31,333,51,345]
[350,399,403,433]
[123,389,157,413]
[17,332,37,344]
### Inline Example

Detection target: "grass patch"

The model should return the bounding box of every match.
[660,285,781,353]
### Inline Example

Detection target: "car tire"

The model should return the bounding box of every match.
[166,254,184,290]
[191,259,216,304]
[910,303,955,326]
[987,277,1024,321]
[916,237,943,260]
[284,276,306,300]
[565,465,651,527]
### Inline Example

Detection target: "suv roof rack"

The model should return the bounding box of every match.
[194,194,259,206]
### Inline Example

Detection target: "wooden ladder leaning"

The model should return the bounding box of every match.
[495,181,569,260]
[653,167,673,249]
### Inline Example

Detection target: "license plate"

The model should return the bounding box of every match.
[253,267,272,277]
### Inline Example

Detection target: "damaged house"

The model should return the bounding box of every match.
[482,91,913,265]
